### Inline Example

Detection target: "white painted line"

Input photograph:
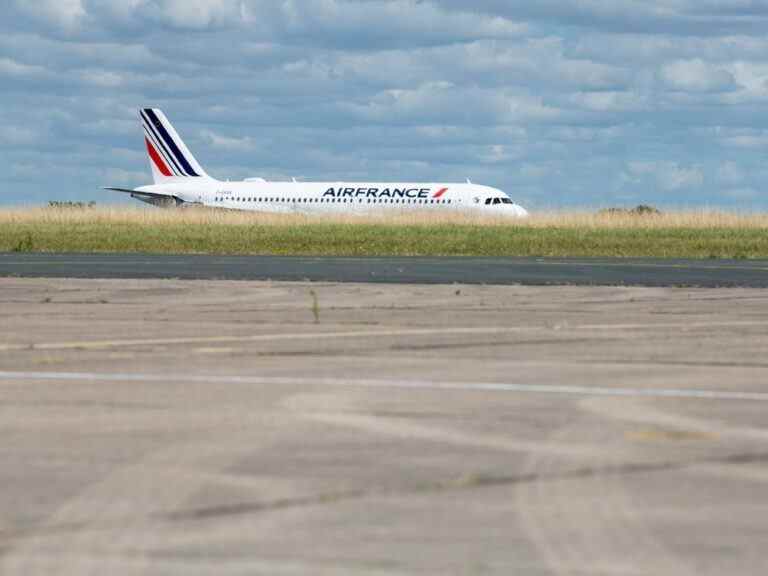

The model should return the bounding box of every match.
[0,327,529,352]
[0,371,767,402]
[1,320,766,352]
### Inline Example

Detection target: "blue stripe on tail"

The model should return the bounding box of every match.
[140,110,185,177]
[143,109,200,177]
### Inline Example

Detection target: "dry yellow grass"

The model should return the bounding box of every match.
[2,206,767,229]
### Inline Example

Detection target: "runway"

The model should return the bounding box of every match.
[1,278,767,574]
[2,252,768,286]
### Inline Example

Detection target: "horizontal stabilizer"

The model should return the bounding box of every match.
[104,187,141,194]
[103,187,182,207]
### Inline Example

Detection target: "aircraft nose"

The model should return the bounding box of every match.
[514,205,529,218]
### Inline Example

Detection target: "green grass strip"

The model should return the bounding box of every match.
[2,221,768,259]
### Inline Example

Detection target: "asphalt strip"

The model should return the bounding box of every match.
[2,253,768,286]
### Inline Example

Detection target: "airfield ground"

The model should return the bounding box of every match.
[1,277,767,574]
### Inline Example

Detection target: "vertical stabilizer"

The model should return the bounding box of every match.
[139,108,210,183]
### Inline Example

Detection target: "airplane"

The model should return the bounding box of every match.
[106,108,529,217]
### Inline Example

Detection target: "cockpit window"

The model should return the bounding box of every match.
[485,196,516,206]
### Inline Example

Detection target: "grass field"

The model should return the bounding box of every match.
[1,207,768,259]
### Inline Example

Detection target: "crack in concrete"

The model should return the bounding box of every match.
[5,449,760,544]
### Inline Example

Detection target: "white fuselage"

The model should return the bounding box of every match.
[134,179,529,217]
[117,108,529,217]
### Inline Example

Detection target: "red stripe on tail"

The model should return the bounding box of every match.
[433,187,449,199]
[145,137,172,177]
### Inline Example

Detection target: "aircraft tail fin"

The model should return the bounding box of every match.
[139,108,211,183]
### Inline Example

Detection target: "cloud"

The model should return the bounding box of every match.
[0,57,48,78]
[102,167,149,187]
[340,82,561,126]
[723,187,759,200]
[43,0,528,46]
[80,69,124,88]
[12,0,86,32]
[726,61,768,102]
[569,91,647,112]
[718,161,744,184]
[437,0,768,36]
[661,59,736,92]
[627,161,705,191]
[199,129,257,152]
[715,128,768,149]
[0,126,40,146]
[239,1,529,47]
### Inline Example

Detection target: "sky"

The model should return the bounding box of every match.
[3,1,768,210]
